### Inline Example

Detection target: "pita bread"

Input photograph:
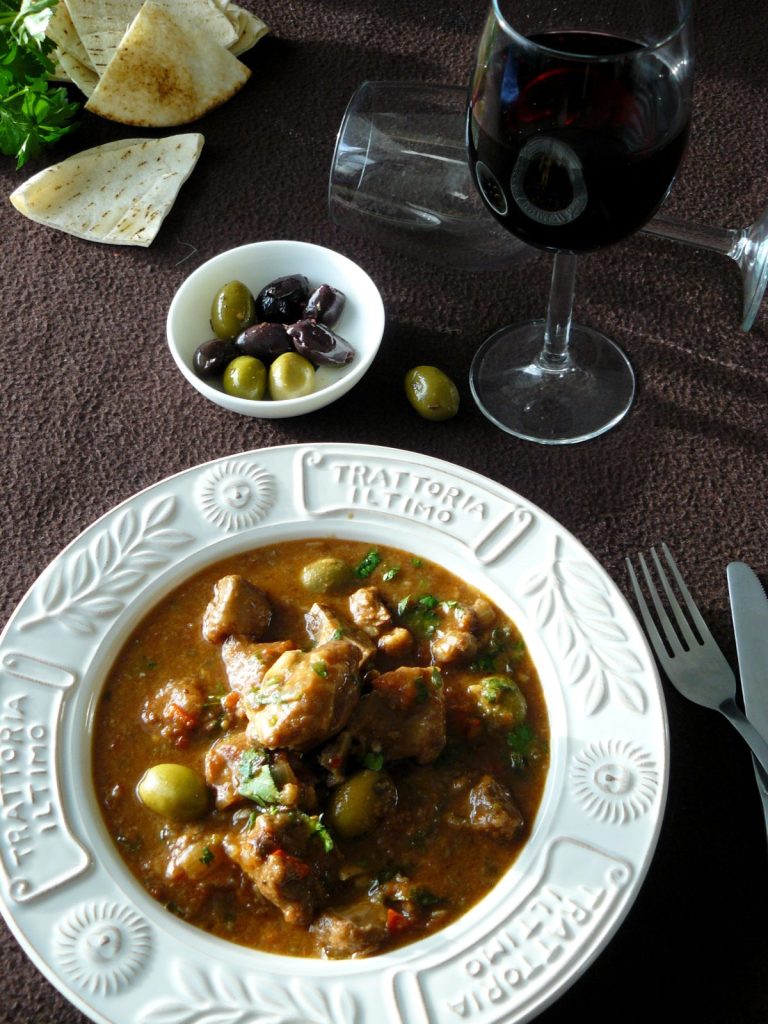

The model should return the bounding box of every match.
[9,134,204,246]
[47,1,95,70]
[227,5,270,56]
[66,0,238,76]
[85,3,250,126]
[56,47,100,97]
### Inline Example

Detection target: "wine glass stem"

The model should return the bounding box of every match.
[644,214,739,258]
[541,252,577,370]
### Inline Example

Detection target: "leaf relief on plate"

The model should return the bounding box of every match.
[140,964,358,1024]
[522,537,648,716]
[18,496,194,635]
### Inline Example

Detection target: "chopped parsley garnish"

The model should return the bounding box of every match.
[237,749,281,807]
[305,813,334,853]
[397,593,442,638]
[355,550,382,578]
[471,628,525,673]
[415,677,429,703]
[364,750,385,771]
[199,845,214,866]
[505,723,546,772]
[382,566,400,581]
[330,627,345,640]
[312,660,328,678]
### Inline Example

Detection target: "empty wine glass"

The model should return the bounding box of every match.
[466,0,694,443]
[644,203,768,332]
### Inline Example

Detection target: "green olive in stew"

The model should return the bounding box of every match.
[93,540,549,959]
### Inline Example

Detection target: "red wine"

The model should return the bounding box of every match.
[467,30,690,252]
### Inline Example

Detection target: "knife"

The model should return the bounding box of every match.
[726,561,768,833]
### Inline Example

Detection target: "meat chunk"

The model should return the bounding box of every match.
[348,587,392,636]
[430,629,478,665]
[204,730,252,808]
[447,775,524,838]
[224,810,338,925]
[244,640,363,750]
[164,829,230,882]
[305,603,376,665]
[141,677,208,746]
[428,599,497,665]
[376,627,413,659]
[311,900,388,959]
[347,666,446,764]
[202,575,272,644]
[221,638,296,695]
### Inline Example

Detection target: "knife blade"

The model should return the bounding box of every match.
[726,561,768,831]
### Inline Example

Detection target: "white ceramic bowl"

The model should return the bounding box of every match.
[166,240,385,417]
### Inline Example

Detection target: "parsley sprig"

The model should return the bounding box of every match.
[1,1,80,168]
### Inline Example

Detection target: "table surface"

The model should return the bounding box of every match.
[1,1,767,1021]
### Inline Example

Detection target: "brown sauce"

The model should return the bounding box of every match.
[92,539,549,958]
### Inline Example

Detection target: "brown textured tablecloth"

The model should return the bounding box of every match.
[1,1,767,1021]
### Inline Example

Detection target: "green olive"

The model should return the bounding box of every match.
[268,352,315,401]
[326,769,397,839]
[300,556,352,593]
[468,675,528,730]
[136,763,209,821]
[404,365,460,421]
[210,280,256,340]
[222,355,267,400]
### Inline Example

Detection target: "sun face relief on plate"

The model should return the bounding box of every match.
[0,444,667,1024]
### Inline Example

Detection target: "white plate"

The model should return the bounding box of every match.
[0,443,666,1024]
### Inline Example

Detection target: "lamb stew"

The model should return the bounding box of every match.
[93,539,549,958]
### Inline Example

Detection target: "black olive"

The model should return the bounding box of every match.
[286,320,355,366]
[193,337,238,378]
[255,274,310,324]
[303,284,346,327]
[235,322,292,361]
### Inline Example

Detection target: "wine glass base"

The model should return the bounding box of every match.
[470,319,636,445]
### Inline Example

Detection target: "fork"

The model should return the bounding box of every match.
[626,544,768,776]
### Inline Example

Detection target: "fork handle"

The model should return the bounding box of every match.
[720,699,768,775]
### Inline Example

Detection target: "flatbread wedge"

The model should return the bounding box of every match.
[66,0,238,77]
[85,2,250,126]
[9,134,204,246]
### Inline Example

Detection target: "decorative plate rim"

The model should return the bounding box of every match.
[0,442,667,1024]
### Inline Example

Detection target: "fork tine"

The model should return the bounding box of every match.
[634,549,686,657]
[648,545,703,652]
[657,542,713,642]
[625,555,673,664]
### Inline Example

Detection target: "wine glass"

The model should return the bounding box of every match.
[644,203,768,332]
[466,0,694,443]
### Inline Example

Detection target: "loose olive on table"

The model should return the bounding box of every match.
[404,365,460,421]
[136,763,210,821]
